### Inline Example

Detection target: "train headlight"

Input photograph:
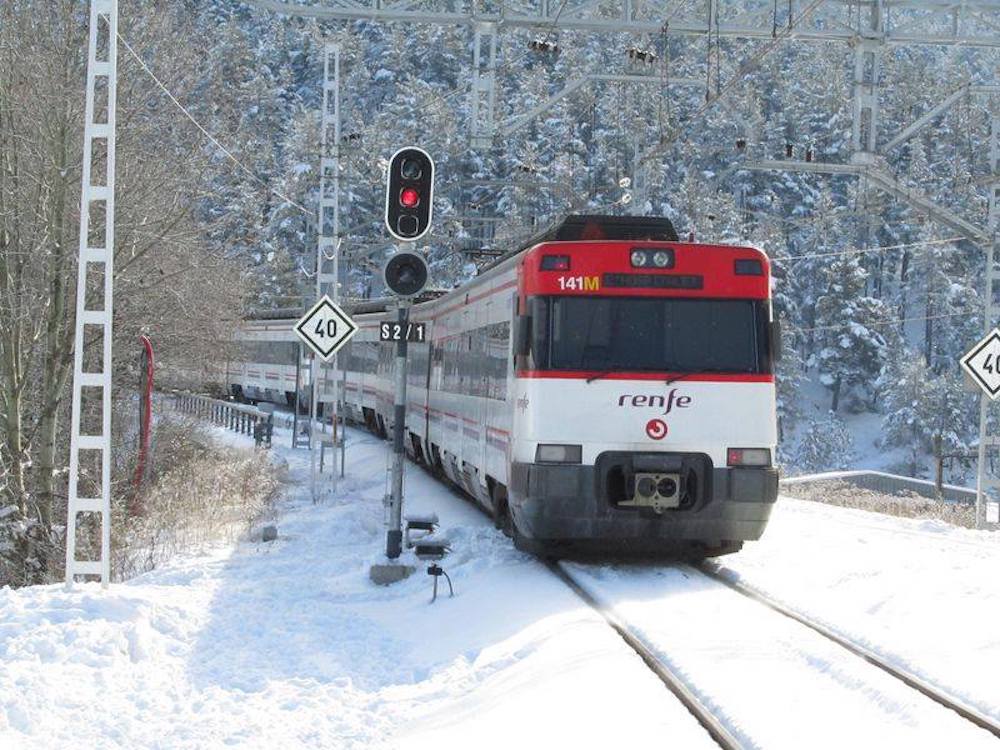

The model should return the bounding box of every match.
[657,477,678,497]
[535,444,583,464]
[630,247,674,269]
[636,476,656,497]
[727,448,771,467]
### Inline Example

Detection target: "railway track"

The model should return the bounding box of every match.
[698,561,1000,741]
[551,560,1000,750]
[548,562,744,750]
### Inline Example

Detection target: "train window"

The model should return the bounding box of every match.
[413,343,431,387]
[541,296,769,374]
[429,322,510,399]
[528,296,549,369]
[486,322,510,399]
[240,341,298,365]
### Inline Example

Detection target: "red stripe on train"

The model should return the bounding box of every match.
[515,370,774,383]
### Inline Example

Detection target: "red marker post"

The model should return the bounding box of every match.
[133,335,154,501]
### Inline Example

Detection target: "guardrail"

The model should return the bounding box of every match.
[781,469,976,505]
[171,392,274,448]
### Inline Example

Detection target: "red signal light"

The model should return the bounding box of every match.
[400,187,420,208]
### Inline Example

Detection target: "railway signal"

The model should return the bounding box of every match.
[383,251,429,298]
[384,147,434,242]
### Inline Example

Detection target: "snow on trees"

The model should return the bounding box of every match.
[812,245,893,412]
[793,412,856,473]
[880,350,977,479]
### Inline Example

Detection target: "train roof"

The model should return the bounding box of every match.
[476,214,679,274]
[531,214,679,244]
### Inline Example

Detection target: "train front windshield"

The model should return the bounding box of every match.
[532,296,771,373]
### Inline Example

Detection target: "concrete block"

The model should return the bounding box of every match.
[369,563,415,586]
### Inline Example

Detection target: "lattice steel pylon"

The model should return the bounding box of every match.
[309,43,341,501]
[975,112,1000,529]
[850,1,883,165]
[470,23,497,149]
[66,0,118,587]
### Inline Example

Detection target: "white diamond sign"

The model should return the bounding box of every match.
[294,295,358,361]
[960,328,1000,399]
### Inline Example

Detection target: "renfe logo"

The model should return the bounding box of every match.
[618,388,692,415]
[646,419,668,440]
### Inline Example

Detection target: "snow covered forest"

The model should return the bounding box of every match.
[1,0,998,584]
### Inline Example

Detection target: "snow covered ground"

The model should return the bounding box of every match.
[719,492,1000,726]
[0,424,715,750]
[3,418,999,748]
[564,562,997,748]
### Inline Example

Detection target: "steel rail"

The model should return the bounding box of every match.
[697,562,1000,741]
[548,562,745,750]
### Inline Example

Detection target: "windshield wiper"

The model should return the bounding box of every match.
[583,364,749,385]
[585,361,632,383]
[586,369,617,384]
[664,368,746,386]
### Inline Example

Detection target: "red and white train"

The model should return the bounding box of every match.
[229,215,781,556]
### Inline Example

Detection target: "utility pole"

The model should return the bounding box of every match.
[66,0,118,588]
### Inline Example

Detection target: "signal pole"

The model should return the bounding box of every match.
[375,148,433,570]
[386,299,410,558]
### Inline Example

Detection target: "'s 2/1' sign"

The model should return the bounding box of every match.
[380,322,427,343]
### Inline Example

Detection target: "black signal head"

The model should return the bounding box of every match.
[385,146,434,242]
[383,251,429,297]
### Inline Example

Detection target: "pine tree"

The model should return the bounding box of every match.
[880,350,976,478]
[812,247,892,412]
[794,412,856,473]
[879,348,931,475]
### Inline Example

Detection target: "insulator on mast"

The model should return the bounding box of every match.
[528,39,560,55]
[626,46,658,64]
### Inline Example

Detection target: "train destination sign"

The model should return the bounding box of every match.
[960,328,1000,399]
[294,295,358,361]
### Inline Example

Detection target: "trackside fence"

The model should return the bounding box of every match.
[171,392,274,448]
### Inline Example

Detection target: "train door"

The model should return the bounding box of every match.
[474,297,490,489]
[460,305,475,478]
